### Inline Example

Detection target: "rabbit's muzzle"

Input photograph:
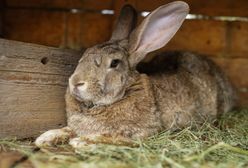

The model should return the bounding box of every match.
[72,82,88,101]
[74,82,87,93]
[69,77,101,102]
[68,73,126,106]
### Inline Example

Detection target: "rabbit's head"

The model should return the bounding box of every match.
[69,1,189,106]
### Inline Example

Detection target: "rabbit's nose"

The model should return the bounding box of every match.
[74,82,88,92]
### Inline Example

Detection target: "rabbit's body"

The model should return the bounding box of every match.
[65,50,236,141]
[142,52,236,129]
[66,73,161,139]
[35,2,236,148]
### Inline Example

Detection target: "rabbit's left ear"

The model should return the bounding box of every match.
[110,4,137,41]
[128,1,189,67]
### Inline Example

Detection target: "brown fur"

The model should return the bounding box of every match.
[65,52,236,140]
[66,73,161,140]
[35,2,236,148]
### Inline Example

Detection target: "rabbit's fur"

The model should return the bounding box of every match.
[35,1,236,148]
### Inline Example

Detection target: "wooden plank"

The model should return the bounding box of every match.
[3,9,113,48]
[66,13,82,50]
[6,0,248,17]
[151,20,248,59]
[212,58,248,106]
[0,0,4,37]
[164,20,226,56]
[5,0,113,10]
[0,13,2,38]
[3,9,248,56]
[136,0,248,17]
[229,21,248,57]
[0,37,247,139]
[0,53,76,76]
[3,9,66,47]
[69,0,113,10]
[66,12,113,49]
[0,39,81,139]
[238,92,248,107]
[5,0,64,8]
[0,39,80,75]
[212,58,248,88]
[79,13,113,48]
[0,71,67,86]
[0,83,66,138]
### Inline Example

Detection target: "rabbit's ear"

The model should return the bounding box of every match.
[110,4,137,41]
[128,1,189,67]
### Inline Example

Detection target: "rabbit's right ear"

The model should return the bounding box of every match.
[110,4,137,41]
[128,1,189,67]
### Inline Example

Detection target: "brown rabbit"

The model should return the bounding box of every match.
[35,1,236,148]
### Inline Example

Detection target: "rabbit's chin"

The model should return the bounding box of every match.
[72,88,126,106]
[95,90,126,106]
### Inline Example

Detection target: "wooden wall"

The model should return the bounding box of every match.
[1,0,248,106]
[0,39,81,138]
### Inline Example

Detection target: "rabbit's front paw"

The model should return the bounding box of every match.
[69,137,96,148]
[35,127,73,147]
[69,134,137,148]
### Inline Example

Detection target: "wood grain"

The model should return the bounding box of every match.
[79,13,113,48]
[164,20,226,56]
[0,83,66,138]
[142,20,248,59]
[66,12,113,49]
[0,37,247,139]
[6,0,248,17]
[4,9,66,47]
[5,0,113,10]
[135,0,248,17]
[4,9,248,58]
[0,39,81,139]
[0,0,4,37]
[3,9,113,48]
[229,22,248,56]
[212,58,248,106]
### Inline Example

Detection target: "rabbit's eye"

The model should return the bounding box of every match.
[110,59,121,68]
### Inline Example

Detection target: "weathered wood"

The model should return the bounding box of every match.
[5,0,113,10]
[78,13,113,48]
[4,9,113,49]
[135,0,248,17]
[147,20,248,59]
[164,20,226,56]
[4,9,66,47]
[229,21,248,55]
[4,7,248,58]
[6,0,248,17]
[212,58,248,106]
[0,0,4,37]
[0,37,247,139]
[0,39,81,139]
[66,12,113,49]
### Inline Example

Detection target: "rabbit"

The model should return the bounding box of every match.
[35,1,237,148]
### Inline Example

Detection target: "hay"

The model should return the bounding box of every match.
[1,108,247,168]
